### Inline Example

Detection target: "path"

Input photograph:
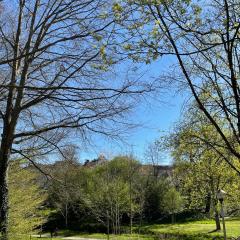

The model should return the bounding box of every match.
[32,234,102,240]
[63,237,102,240]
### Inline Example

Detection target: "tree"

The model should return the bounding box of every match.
[8,161,47,239]
[167,108,240,230]
[0,1,152,238]
[143,177,170,221]
[107,156,142,234]
[120,0,240,172]
[82,156,144,235]
[145,141,163,178]
[48,159,80,228]
[162,187,183,224]
[85,167,131,235]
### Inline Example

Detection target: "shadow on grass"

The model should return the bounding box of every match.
[136,225,224,240]
[150,233,223,240]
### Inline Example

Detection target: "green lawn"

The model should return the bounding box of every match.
[30,218,240,240]
[31,234,154,240]
[140,218,240,239]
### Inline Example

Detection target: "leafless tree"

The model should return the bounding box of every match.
[145,141,163,178]
[48,149,80,229]
[0,1,152,238]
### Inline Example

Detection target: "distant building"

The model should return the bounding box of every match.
[83,154,107,167]
[152,165,173,178]
[83,155,173,177]
[140,164,173,178]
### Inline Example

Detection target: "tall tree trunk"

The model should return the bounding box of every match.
[0,117,18,240]
[0,153,9,240]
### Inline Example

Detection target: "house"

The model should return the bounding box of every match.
[83,154,107,167]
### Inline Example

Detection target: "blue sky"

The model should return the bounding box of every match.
[79,57,188,165]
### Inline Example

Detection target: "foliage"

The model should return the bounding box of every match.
[48,159,82,228]
[118,0,240,171]
[8,161,47,239]
[163,106,240,229]
[85,174,131,234]
[45,155,179,232]
[143,177,170,221]
[162,187,184,222]
[84,156,143,234]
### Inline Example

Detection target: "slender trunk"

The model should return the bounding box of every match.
[117,209,119,235]
[171,214,175,224]
[111,210,114,235]
[107,210,110,240]
[65,203,68,228]
[138,210,143,235]
[205,192,211,215]
[129,181,132,235]
[130,214,133,235]
[215,210,221,231]
[117,204,120,235]
[117,204,121,234]
[115,205,117,235]
[0,154,9,240]
[110,204,114,234]
[117,205,119,235]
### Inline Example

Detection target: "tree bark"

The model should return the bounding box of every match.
[65,203,68,228]
[0,154,9,240]
[0,124,16,240]
[215,210,221,231]
[205,192,211,215]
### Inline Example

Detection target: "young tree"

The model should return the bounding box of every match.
[162,187,183,224]
[85,170,131,235]
[0,1,151,238]
[143,177,170,222]
[47,146,81,228]
[145,141,163,178]
[8,161,47,239]
[107,156,142,234]
[83,156,144,235]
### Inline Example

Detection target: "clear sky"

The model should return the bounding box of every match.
[79,56,188,165]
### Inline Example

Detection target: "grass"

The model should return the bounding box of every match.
[72,233,154,239]
[140,218,240,239]
[30,232,155,240]
[30,218,240,240]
